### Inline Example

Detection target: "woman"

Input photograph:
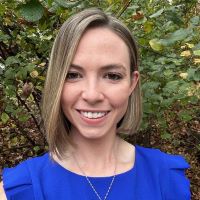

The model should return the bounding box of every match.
[0,8,190,200]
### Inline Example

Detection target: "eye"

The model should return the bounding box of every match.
[66,72,82,80]
[104,72,123,80]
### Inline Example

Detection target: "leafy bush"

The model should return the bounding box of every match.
[0,0,199,198]
[0,0,199,143]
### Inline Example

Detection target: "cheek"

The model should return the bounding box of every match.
[60,86,76,122]
[112,94,129,123]
[60,85,74,109]
[109,87,131,123]
[106,85,131,108]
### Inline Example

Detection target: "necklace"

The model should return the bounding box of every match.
[73,152,117,200]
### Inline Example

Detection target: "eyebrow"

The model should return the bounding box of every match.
[69,63,128,72]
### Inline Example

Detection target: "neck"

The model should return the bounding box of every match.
[68,131,120,176]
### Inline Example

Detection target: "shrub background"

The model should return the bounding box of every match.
[0,0,199,199]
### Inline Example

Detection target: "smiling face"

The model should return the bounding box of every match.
[61,27,139,140]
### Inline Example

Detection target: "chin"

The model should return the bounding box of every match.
[73,126,113,140]
[81,131,107,140]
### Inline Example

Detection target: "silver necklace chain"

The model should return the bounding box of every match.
[84,170,116,200]
[73,153,117,200]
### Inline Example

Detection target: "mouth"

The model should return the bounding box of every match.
[77,110,110,119]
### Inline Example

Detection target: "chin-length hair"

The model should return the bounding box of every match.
[41,8,142,159]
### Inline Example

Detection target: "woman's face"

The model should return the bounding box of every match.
[61,27,139,140]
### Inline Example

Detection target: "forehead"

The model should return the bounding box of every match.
[77,27,129,52]
[72,27,130,67]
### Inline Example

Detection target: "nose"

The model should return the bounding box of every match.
[81,79,104,104]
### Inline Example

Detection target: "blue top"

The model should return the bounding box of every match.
[2,145,190,200]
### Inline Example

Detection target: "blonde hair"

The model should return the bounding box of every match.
[41,8,142,158]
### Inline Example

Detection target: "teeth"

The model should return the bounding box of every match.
[80,111,107,119]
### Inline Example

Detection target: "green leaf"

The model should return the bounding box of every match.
[149,8,164,18]
[192,42,200,50]
[0,3,6,15]
[1,112,9,124]
[158,117,167,128]
[5,56,20,66]
[46,0,53,7]
[160,28,193,46]
[163,80,179,94]
[187,68,196,80]
[148,94,163,102]
[16,67,28,80]
[40,35,53,41]
[11,137,19,145]
[26,63,36,72]
[193,50,200,56]
[161,132,171,140]
[5,85,16,97]
[188,96,199,104]
[48,2,60,13]
[163,69,173,77]
[54,0,80,8]
[160,98,174,107]
[144,21,154,33]
[178,82,190,93]
[143,103,153,114]
[149,39,163,51]
[14,108,23,116]
[33,146,40,152]
[0,33,10,41]
[167,28,192,43]
[142,81,160,90]
[165,10,183,25]
[106,0,113,4]
[18,114,30,122]
[20,0,44,22]
[5,104,16,114]
[178,111,193,122]
[190,16,199,25]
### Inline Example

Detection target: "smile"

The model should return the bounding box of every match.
[79,111,109,119]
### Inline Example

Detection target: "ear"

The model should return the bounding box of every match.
[129,71,139,95]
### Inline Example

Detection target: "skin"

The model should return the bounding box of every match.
[55,27,139,176]
[62,27,137,141]
[0,182,6,200]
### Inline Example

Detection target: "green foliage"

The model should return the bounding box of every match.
[20,0,44,22]
[0,0,199,146]
[54,0,81,8]
[1,112,9,124]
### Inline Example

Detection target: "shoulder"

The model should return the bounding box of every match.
[135,145,191,199]
[25,152,50,170]
[135,145,189,168]
[3,152,49,184]
[2,153,49,199]
[0,182,7,200]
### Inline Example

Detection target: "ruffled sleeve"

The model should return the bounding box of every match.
[2,160,35,200]
[161,154,191,200]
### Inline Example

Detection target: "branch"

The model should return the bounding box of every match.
[16,94,43,136]
[0,41,9,59]
[32,90,41,111]
[0,45,6,60]
[4,111,36,146]
[116,0,132,18]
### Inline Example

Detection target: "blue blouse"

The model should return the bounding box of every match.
[2,145,191,200]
